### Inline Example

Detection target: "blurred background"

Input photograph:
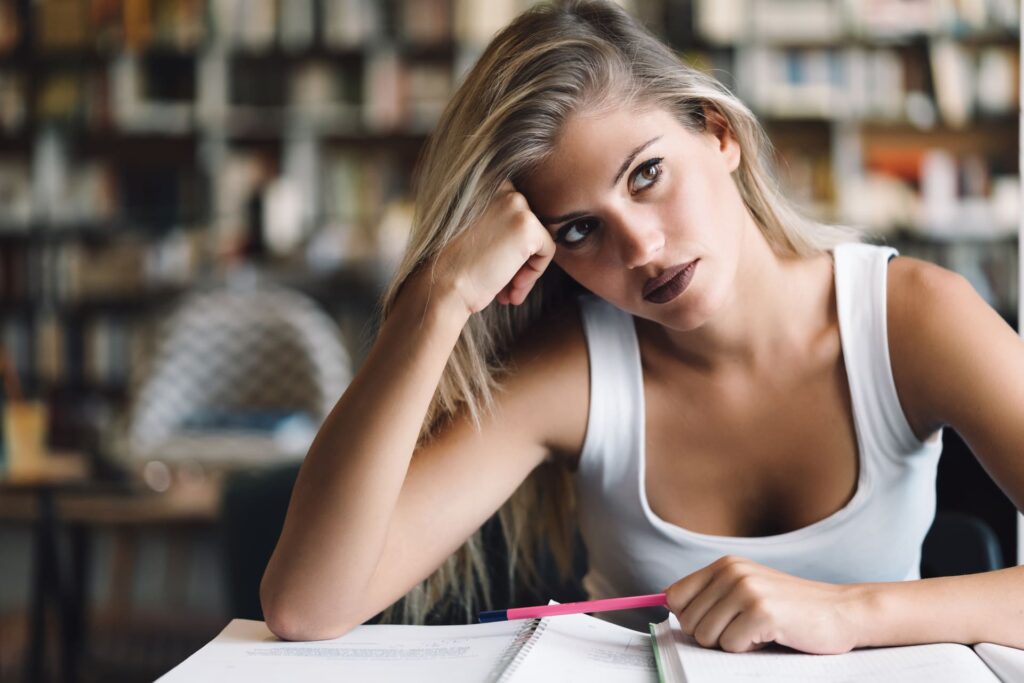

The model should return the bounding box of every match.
[0,0,1019,680]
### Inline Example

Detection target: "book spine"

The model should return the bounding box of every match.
[486,618,546,683]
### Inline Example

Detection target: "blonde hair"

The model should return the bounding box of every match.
[379,0,855,624]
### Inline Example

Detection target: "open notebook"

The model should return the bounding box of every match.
[650,612,1024,683]
[157,612,656,682]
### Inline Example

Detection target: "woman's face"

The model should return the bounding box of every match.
[519,104,752,332]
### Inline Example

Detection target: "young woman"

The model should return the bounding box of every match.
[259,0,1024,653]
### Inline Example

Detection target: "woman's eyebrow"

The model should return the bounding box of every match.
[610,135,661,188]
[538,209,586,227]
[537,135,663,227]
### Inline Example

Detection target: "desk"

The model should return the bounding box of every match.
[0,460,221,683]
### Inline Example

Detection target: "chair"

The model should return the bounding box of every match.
[920,510,1004,578]
[221,462,303,621]
[124,284,351,465]
[96,284,350,655]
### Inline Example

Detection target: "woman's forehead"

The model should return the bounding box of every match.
[520,106,689,202]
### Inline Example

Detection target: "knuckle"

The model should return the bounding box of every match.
[747,596,771,617]
[507,191,528,211]
[719,635,745,653]
[721,563,748,582]
[663,586,681,612]
[693,625,716,649]
[733,574,762,599]
[717,555,742,568]
[734,573,758,590]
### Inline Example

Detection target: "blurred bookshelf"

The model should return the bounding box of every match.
[672,0,1019,319]
[0,0,1019,453]
[0,0,509,454]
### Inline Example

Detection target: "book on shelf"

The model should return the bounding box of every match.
[288,61,362,126]
[400,0,453,47]
[34,0,203,52]
[929,39,974,129]
[748,0,843,43]
[0,161,32,224]
[0,0,19,53]
[735,41,1019,125]
[1,230,201,304]
[35,0,89,51]
[406,63,452,130]
[209,0,277,50]
[696,0,1020,42]
[279,0,315,51]
[83,314,143,387]
[362,48,404,131]
[650,611,1024,683]
[454,0,522,47]
[0,311,144,390]
[862,142,1020,238]
[0,71,26,131]
[322,0,382,50]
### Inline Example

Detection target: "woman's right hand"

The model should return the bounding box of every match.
[429,180,557,315]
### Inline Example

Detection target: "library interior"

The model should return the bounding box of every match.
[0,0,1020,681]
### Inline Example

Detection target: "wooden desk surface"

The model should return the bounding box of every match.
[0,465,223,527]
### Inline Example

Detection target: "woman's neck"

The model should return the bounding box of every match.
[642,224,835,375]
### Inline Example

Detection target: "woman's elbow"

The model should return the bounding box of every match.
[262,600,359,642]
[260,579,360,642]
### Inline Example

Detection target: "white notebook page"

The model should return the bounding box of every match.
[500,612,658,682]
[973,642,1024,683]
[661,613,1000,683]
[157,618,526,683]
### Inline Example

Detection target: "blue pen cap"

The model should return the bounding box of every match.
[478,610,506,623]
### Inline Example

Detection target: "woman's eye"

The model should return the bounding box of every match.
[557,218,597,247]
[630,158,663,193]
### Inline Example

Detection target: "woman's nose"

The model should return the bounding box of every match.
[618,222,665,269]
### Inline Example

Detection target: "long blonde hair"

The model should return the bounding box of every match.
[379,0,854,624]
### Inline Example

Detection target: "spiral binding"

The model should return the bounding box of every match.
[488,618,548,682]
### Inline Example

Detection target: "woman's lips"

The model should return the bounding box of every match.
[643,260,698,304]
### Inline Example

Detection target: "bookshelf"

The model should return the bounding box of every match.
[0,0,1019,457]
[0,0,480,451]
[670,0,1020,318]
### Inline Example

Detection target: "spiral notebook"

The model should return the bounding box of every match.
[649,612,1024,683]
[158,611,656,682]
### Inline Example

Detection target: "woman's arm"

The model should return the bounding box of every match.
[850,567,1024,648]
[662,556,1024,654]
[877,256,1024,647]
[259,185,585,641]
[887,257,1024,511]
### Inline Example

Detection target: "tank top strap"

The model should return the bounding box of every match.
[833,243,926,456]
[576,295,645,480]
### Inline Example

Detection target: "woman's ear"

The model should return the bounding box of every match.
[703,105,741,173]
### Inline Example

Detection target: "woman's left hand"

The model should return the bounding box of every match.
[663,556,865,654]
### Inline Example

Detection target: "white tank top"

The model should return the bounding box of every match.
[574,243,944,630]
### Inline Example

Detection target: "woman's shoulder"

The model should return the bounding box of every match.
[886,253,978,334]
[885,255,992,439]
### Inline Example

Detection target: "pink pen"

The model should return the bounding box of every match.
[478,593,668,622]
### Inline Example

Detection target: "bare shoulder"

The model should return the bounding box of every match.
[886,255,1013,438]
[498,303,591,463]
[886,255,975,336]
